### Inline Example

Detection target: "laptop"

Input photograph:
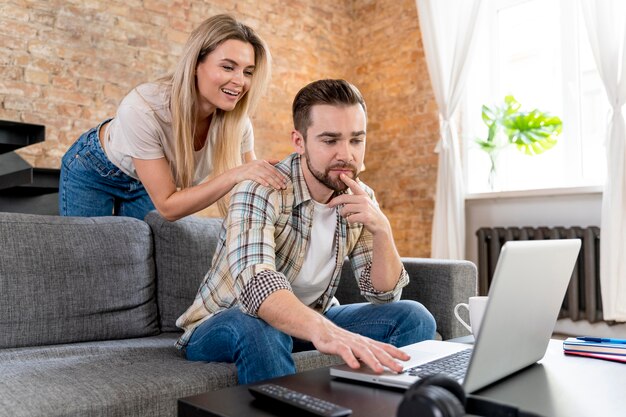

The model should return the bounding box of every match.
[330,239,581,393]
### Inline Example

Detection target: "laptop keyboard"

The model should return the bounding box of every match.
[404,348,472,381]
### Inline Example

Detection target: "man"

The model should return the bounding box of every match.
[176,79,436,384]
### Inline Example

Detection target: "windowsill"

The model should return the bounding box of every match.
[465,185,604,200]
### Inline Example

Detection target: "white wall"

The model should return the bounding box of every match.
[465,186,602,266]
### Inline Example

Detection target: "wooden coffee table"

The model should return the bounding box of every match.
[178,340,626,417]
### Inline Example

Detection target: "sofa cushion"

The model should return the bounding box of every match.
[0,334,344,417]
[145,211,223,332]
[0,334,233,417]
[0,213,158,349]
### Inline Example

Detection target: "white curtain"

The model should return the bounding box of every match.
[415,0,483,259]
[581,0,626,321]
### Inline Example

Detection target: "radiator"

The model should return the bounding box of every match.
[476,226,602,323]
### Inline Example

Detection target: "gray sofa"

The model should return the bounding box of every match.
[0,211,476,417]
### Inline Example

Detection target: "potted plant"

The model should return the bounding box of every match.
[475,95,563,189]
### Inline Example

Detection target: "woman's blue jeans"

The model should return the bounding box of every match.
[59,120,155,220]
[184,300,436,384]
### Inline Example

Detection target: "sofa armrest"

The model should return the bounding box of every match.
[335,258,477,340]
[400,258,477,340]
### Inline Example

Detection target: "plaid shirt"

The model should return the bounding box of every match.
[176,153,409,349]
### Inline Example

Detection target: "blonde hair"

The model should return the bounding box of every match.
[163,14,271,215]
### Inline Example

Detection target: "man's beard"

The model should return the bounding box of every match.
[304,152,359,192]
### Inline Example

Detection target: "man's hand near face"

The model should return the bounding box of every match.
[328,173,404,293]
[328,173,392,235]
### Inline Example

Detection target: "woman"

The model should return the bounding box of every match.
[59,14,286,221]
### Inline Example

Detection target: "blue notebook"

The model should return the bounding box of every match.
[562,337,626,356]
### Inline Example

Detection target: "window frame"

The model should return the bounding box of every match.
[461,0,607,195]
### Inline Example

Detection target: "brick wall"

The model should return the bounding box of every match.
[0,0,438,257]
[351,0,439,258]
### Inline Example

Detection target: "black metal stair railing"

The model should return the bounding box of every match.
[0,120,60,215]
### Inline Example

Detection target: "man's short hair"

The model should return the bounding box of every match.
[292,79,367,139]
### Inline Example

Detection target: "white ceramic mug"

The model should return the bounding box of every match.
[454,296,489,337]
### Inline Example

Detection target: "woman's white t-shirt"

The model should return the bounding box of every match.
[104,83,254,187]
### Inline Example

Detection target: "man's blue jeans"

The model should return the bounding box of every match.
[59,120,155,220]
[184,300,436,384]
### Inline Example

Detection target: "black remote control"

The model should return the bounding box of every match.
[248,383,352,417]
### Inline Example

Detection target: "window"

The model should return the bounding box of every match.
[462,0,609,193]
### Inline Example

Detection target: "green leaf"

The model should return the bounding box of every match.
[481,104,498,128]
[503,95,521,116]
[475,138,498,153]
[476,95,563,162]
[502,110,562,155]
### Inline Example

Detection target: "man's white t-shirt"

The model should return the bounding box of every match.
[104,83,254,187]
[291,200,338,306]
